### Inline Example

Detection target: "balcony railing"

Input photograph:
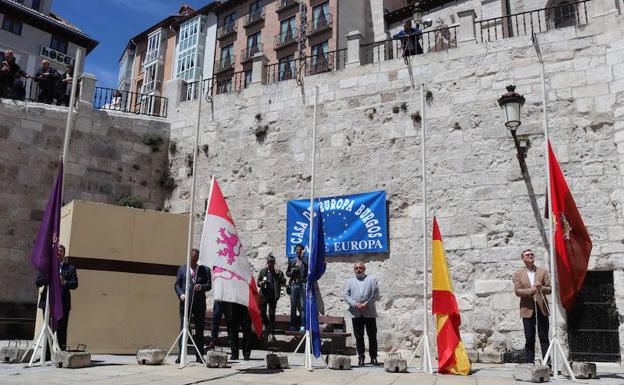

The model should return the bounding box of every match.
[244,8,265,27]
[215,55,235,73]
[276,0,299,13]
[241,43,263,62]
[475,0,589,42]
[274,29,298,49]
[217,22,237,39]
[183,71,248,101]
[264,49,347,84]
[94,87,167,118]
[361,26,458,64]
[308,14,333,36]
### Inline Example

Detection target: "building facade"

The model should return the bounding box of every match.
[0,0,97,76]
[117,4,219,100]
[213,0,371,89]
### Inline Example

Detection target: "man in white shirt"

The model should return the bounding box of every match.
[512,249,552,363]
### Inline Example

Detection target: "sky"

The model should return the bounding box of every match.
[51,0,215,89]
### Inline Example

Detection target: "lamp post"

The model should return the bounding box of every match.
[498,84,525,130]
[413,2,423,26]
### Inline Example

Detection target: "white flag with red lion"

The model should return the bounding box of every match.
[199,177,262,336]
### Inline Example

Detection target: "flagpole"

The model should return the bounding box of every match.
[304,85,319,371]
[166,69,206,368]
[418,84,433,373]
[535,36,574,380]
[24,48,84,367]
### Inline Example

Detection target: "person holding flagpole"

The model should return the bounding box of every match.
[35,244,78,352]
[513,248,552,364]
[174,248,211,363]
[344,262,379,366]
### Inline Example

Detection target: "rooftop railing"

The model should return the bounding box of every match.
[94,87,168,118]
[361,25,458,64]
[475,0,589,42]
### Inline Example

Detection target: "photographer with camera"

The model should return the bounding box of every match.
[256,255,286,341]
[286,244,308,332]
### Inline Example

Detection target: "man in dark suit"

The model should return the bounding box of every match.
[257,254,286,340]
[35,244,78,352]
[174,248,211,363]
[513,248,552,363]
[34,59,60,104]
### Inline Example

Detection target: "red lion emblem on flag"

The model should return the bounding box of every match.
[216,228,240,265]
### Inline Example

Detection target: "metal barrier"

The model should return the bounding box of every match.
[361,26,458,64]
[183,71,248,102]
[94,87,168,118]
[0,76,74,105]
[264,49,347,84]
[475,0,590,42]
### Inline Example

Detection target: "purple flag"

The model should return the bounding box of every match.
[30,162,64,331]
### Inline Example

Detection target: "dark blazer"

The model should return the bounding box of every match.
[286,256,308,284]
[34,66,60,90]
[36,262,78,313]
[257,267,286,303]
[174,265,211,311]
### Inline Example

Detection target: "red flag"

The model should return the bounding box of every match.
[199,177,262,337]
[548,142,592,312]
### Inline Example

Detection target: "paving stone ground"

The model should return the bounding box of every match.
[1,345,623,385]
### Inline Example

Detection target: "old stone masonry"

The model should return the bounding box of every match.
[1,0,624,362]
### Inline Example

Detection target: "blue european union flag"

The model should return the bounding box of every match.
[305,207,326,358]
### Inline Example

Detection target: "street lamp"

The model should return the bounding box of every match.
[498,85,525,130]
[412,1,423,25]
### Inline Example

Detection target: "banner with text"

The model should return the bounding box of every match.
[286,191,388,257]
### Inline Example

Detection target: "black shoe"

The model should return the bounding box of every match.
[358,357,365,366]
[175,357,181,364]
[370,358,379,366]
[230,354,239,360]
[196,356,203,363]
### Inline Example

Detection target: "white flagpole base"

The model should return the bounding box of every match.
[288,331,327,370]
[165,327,205,367]
[542,337,576,381]
[407,334,434,374]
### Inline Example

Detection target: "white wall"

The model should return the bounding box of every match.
[202,12,218,80]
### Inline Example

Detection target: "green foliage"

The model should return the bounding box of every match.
[142,134,164,152]
[115,195,144,209]
[159,169,177,191]
[169,141,178,155]
[400,101,408,112]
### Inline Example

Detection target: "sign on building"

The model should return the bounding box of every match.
[40,46,74,66]
[286,191,388,257]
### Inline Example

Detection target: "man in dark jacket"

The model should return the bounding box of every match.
[34,59,60,104]
[174,248,211,363]
[286,244,308,331]
[0,50,28,99]
[35,244,78,351]
[257,255,286,340]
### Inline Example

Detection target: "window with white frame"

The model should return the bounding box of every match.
[176,16,205,81]
[143,63,159,93]
[145,30,162,64]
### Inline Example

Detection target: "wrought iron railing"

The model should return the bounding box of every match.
[475,0,590,42]
[308,14,333,35]
[94,87,168,118]
[274,29,298,49]
[361,26,458,64]
[245,8,265,27]
[0,75,77,106]
[241,43,263,62]
[277,0,299,12]
[215,55,235,73]
[183,71,248,101]
[264,49,347,84]
[217,22,237,39]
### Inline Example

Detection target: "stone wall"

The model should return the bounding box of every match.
[165,6,624,358]
[0,100,171,304]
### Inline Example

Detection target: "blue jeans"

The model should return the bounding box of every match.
[289,282,306,327]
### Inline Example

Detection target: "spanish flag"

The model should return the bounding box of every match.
[432,217,471,375]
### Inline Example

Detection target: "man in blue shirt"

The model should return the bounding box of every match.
[393,20,423,56]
